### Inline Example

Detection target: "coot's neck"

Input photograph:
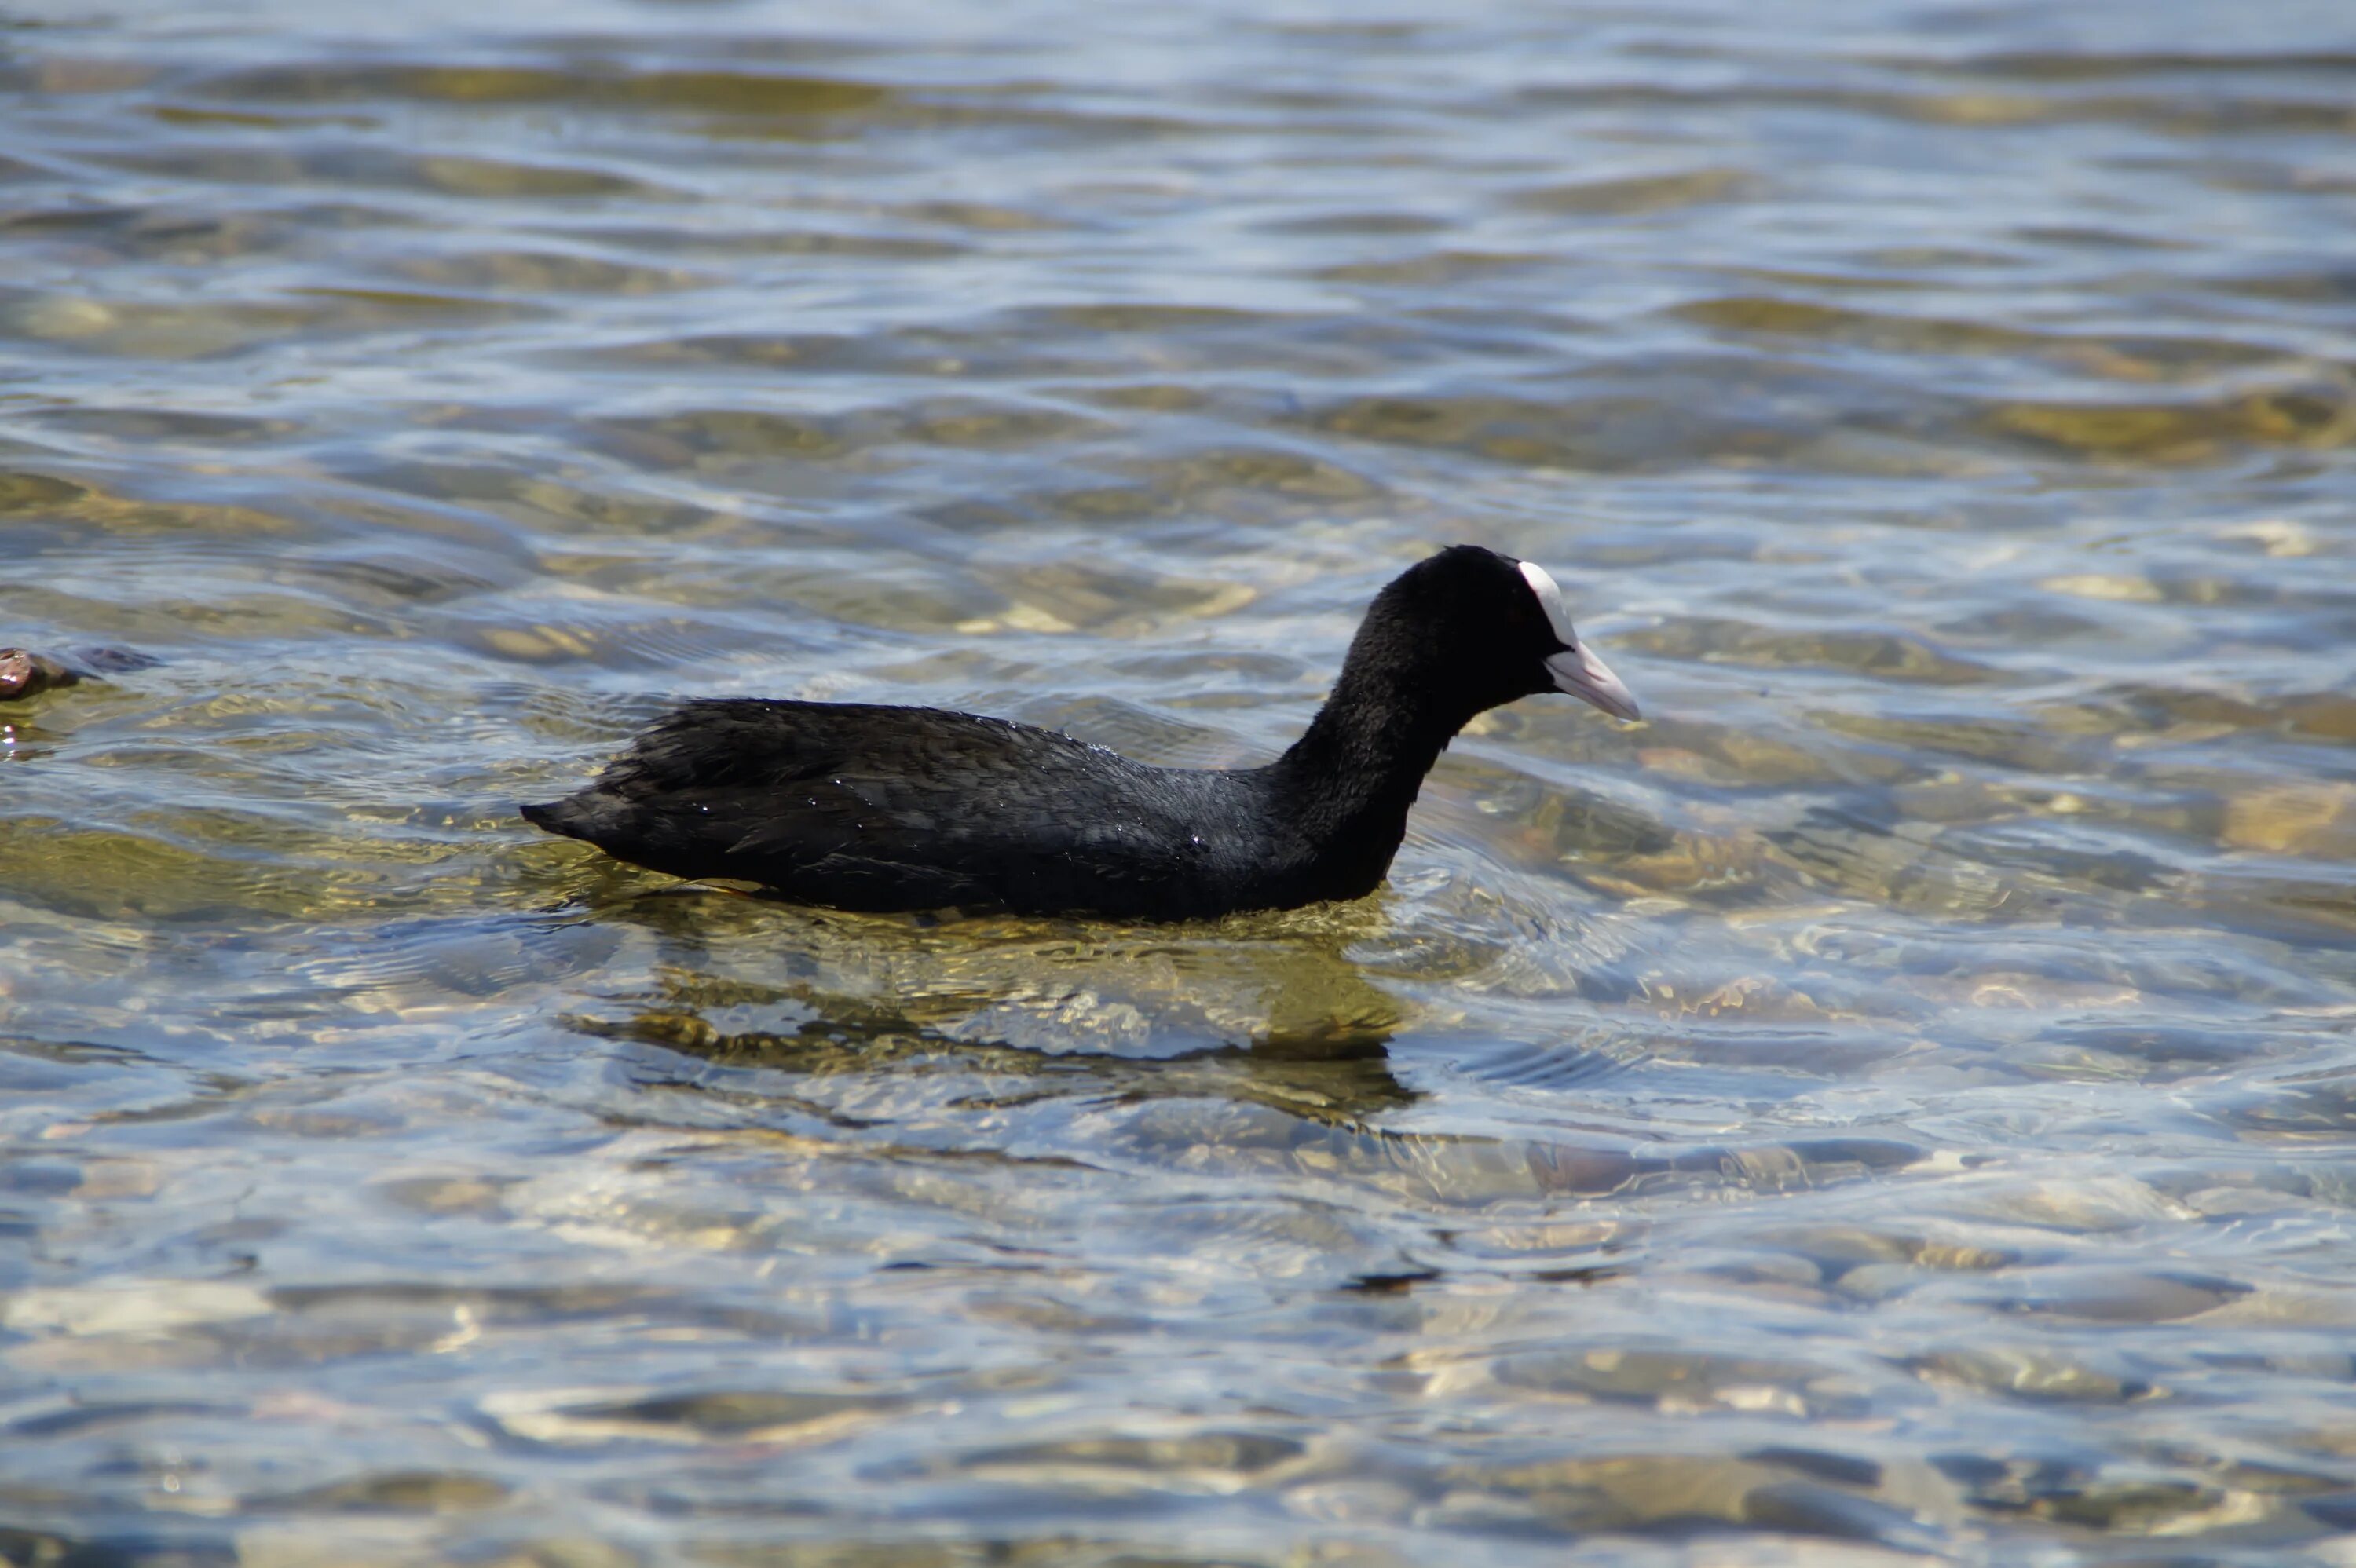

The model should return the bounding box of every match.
[1267,634,1480,875]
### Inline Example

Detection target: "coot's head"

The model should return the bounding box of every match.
[1360,545,1641,723]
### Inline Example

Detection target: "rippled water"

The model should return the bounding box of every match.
[5,0,2356,1561]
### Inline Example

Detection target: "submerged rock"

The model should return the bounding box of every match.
[0,645,157,701]
[0,648,79,700]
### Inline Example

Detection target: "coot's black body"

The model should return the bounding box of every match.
[524,546,1638,919]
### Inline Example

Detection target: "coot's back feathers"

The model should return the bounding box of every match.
[526,699,1275,918]
[524,546,1639,919]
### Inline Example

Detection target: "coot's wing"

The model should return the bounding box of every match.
[529,697,1194,911]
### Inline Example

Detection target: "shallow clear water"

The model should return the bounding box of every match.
[5,1,2356,1562]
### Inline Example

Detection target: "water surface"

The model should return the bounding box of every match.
[5,1,2356,1562]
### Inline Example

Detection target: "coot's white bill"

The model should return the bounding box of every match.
[1518,559,1641,721]
[1545,643,1641,721]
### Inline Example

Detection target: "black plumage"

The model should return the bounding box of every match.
[522,545,1639,919]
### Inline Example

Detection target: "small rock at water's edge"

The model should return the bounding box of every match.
[0,645,158,701]
[0,648,80,701]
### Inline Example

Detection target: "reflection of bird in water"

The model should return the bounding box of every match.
[551,886,1922,1276]
[585,993,1413,1130]
[525,546,1638,917]
[560,886,1418,1127]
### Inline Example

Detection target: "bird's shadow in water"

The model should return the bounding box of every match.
[555,873,1419,1129]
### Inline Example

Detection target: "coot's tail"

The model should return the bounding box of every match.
[521,793,609,842]
[525,788,711,886]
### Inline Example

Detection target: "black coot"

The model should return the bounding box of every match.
[523,545,1640,919]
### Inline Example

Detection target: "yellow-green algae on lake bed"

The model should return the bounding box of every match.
[5,0,2356,1563]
